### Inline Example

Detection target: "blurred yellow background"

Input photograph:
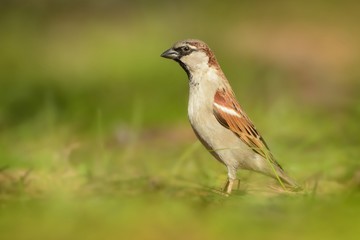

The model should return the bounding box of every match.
[0,1,360,239]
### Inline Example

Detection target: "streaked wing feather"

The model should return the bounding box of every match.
[213,88,282,169]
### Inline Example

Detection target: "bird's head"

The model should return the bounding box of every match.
[161,39,218,77]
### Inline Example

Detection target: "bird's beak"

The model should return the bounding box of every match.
[160,48,179,60]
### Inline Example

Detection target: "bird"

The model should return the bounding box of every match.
[160,39,300,194]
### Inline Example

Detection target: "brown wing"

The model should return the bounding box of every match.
[213,88,282,169]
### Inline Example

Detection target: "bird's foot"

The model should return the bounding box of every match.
[223,178,234,194]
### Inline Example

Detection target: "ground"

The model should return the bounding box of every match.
[0,1,360,239]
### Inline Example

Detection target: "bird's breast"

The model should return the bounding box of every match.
[187,80,221,147]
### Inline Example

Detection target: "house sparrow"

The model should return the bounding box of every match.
[161,39,300,193]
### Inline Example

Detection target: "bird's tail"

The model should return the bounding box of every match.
[276,170,302,192]
[280,175,302,191]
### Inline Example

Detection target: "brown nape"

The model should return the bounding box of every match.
[187,40,219,68]
[203,47,219,68]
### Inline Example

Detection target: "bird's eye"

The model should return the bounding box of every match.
[182,46,190,52]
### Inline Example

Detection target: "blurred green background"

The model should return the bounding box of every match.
[1,1,360,239]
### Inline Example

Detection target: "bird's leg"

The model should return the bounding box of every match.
[223,178,234,194]
[223,166,237,194]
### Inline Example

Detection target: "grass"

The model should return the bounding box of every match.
[1,1,360,239]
